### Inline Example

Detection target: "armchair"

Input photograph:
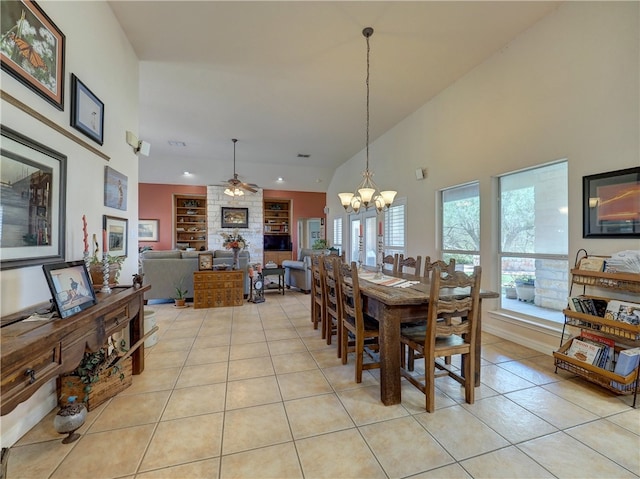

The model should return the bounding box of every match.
[282,248,321,293]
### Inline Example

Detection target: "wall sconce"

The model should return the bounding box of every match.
[126,131,151,156]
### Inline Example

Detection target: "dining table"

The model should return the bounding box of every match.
[356,269,499,406]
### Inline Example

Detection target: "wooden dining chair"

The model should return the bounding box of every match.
[398,254,422,276]
[336,260,380,383]
[423,257,456,278]
[382,254,398,273]
[400,265,481,412]
[321,255,341,354]
[310,254,324,332]
[404,257,460,370]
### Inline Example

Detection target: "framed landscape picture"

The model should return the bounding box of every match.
[0,125,66,269]
[0,0,65,110]
[70,74,104,145]
[138,219,159,242]
[583,167,640,238]
[103,215,127,257]
[221,207,248,228]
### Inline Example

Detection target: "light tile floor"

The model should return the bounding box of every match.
[8,291,640,479]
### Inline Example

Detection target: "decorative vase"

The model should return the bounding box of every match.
[232,248,240,270]
[54,396,87,444]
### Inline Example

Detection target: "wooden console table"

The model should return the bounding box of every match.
[193,270,243,308]
[0,285,150,416]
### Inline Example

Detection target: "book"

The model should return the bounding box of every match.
[580,331,615,370]
[613,348,640,376]
[604,300,640,325]
[567,296,584,313]
[565,338,603,365]
[611,348,640,391]
[578,257,606,272]
[579,256,607,272]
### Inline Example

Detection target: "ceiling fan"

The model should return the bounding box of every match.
[216,138,258,196]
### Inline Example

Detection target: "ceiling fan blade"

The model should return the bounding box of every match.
[240,183,257,193]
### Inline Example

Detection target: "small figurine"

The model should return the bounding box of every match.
[132,273,144,289]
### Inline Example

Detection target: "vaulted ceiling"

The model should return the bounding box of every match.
[108,1,559,192]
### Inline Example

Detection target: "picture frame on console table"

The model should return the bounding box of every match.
[0,125,66,270]
[221,207,249,229]
[103,215,127,258]
[583,167,640,238]
[198,252,213,271]
[0,0,65,110]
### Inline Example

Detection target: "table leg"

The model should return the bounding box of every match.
[378,303,402,405]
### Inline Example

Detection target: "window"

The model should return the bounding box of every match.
[349,210,377,266]
[332,217,342,254]
[384,200,406,258]
[499,161,568,322]
[441,182,480,271]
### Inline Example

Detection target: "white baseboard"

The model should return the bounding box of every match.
[484,309,566,355]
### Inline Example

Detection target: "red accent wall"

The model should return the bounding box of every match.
[138,184,206,251]
[139,185,326,258]
[264,189,326,260]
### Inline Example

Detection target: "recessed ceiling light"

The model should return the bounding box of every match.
[169,141,186,147]
[183,171,191,176]
[277,177,284,182]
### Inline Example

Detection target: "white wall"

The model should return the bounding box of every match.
[1,1,139,446]
[327,2,639,350]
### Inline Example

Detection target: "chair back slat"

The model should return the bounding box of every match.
[337,261,364,335]
[426,267,481,341]
[423,257,456,278]
[398,255,422,276]
[321,255,341,345]
[382,254,398,273]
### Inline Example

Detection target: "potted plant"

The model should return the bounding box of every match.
[504,282,517,299]
[88,235,124,286]
[174,277,188,307]
[89,254,124,287]
[515,275,535,302]
[312,239,328,250]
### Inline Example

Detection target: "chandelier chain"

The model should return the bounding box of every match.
[365,30,370,172]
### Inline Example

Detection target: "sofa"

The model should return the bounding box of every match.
[282,248,323,293]
[140,249,250,301]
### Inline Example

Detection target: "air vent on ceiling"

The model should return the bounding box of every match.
[297,153,310,158]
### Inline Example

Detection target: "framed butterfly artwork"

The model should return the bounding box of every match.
[0,0,65,110]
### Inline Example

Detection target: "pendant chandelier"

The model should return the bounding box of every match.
[224,139,244,197]
[338,27,397,214]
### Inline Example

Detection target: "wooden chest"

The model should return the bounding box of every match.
[193,270,244,308]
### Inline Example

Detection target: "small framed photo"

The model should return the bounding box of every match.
[198,252,213,271]
[70,73,104,145]
[103,215,128,258]
[138,219,159,242]
[221,207,249,229]
[583,167,640,238]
